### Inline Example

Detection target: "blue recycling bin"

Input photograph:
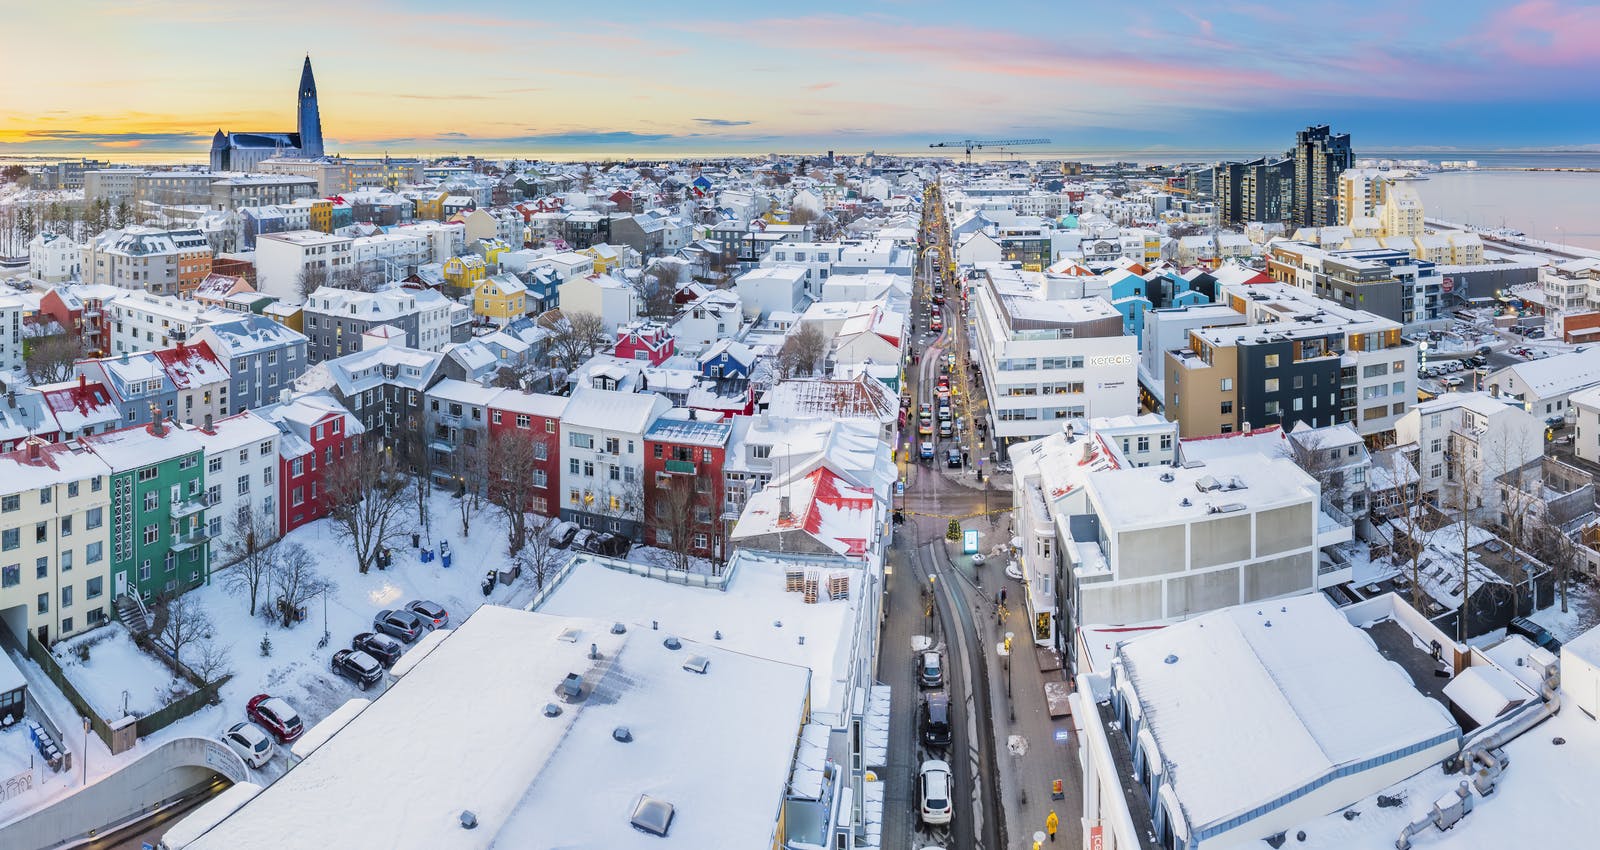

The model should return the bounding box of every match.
[420,548,434,564]
[442,550,452,569]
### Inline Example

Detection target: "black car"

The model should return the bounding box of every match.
[331,649,384,690]
[352,631,404,667]
[545,521,579,549]
[373,608,432,643]
[921,693,953,749]
[585,531,631,557]
[1508,616,1561,652]
[946,449,962,468]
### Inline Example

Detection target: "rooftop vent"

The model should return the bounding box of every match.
[557,627,581,643]
[613,726,634,743]
[1179,497,1192,507]
[543,703,563,718]
[561,673,583,699]
[1159,472,1175,483]
[611,622,627,634]
[713,630,722,640]
[682,655,710,675]
[459,810,478,830]
[630,795,675,837]
[663,636,682,650]
[1195,475,1222,492]
[1164,654,1179,665]
[589,643,601,660]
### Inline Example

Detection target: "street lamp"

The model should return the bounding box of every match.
[81,716,89,785]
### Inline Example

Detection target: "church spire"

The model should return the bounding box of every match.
[297,54,324,159]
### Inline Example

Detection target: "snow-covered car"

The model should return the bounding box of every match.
[920,759,954,825]
[374,608,432,643]
[220,721,275,768]
[331,649,384,691]
[352,631,404,667]
[405,599,449,629]
[545,521,579,549]
[971,552,985,565]
[246,694,303,744]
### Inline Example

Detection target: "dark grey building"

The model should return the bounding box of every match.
[301,285,453,363]
[1292,124,1353,229]
[1214,157,1294,225]
[192,315,310,413]
[298,344,444,469]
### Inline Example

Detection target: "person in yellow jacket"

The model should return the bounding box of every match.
[1046,809,1060,841]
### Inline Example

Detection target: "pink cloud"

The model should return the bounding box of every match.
[1480,0,1600,65]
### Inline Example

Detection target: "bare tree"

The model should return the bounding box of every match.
[1527,515,1577,614]
[220,505,280,617]
[776,323,828,379]
[638,263,680,319]
[1288,432,1346,510]
[487,428,548,555]
[648,474,713,572]
[1383,453,1439,614]
[152,594,215,676]
[268,542,335,629]
[540,310,609,374]
[787,205,818,227]
[23,332,83,385]
[323,446,414,574]
[398,429,434,539]
[296,266,330,302]
[515,516,563,590]
[190,638,233,686]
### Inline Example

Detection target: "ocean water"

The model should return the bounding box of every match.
[1413,170,1600,250]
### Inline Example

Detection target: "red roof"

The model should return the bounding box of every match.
[152,341,226,389]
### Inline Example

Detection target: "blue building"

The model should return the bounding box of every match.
[192,315,310,413]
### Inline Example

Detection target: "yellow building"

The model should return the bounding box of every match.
[473,273,528,326]
[412,190,447,221]
[474,237,510,271]
[582,243,621,275]
[443,254,488,292]
[307,199,333,234]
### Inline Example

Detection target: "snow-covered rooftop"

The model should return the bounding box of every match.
[1088,454,1316,529]
[180,606,810,850]
[1117,594,1459,833]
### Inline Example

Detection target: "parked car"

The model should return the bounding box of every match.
[571,528,599,553]
[352,631,404,667]
[1508,616,1562,651]
[931,315,943,332]
[946,449,962,468]
[374,608,432,643]
[220,721,275,768]
[331,649,385,691]
[938,405,951,421]
[545,521,579,549]
[919,441,936,460]
[939,421,953,437]
[246,694,304,744]
[919,651,944,688]
[405,599,449,629]
[921,693,953,749]
[919,420,934,436]
[919,759,954,825]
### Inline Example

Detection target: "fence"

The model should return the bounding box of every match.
[24,632,113,748]
[598,555,736,591]
[137,675,229,737]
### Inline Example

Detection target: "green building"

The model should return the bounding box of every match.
[83,415,210,602]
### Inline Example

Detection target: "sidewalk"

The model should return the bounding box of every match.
[948,523,1080,849]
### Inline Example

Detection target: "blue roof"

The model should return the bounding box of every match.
[645,417,732,447]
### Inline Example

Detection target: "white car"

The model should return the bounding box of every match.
[920,759,954,825]
[221,721,276,768]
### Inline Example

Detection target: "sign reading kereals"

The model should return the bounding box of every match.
[963,529,979,554]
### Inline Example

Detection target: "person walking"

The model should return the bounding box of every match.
[1046,810,1059,842]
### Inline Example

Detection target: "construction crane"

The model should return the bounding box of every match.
[929,138,1050,164]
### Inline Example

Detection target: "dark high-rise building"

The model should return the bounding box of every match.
[1214,157,1293,225]
[210,56,327,171]
[1291,124,1351,229]
[297,56,324,159]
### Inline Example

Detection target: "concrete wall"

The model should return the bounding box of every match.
[0,736,247,850]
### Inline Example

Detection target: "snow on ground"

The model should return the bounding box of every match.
[1530,581,1600,643]
[54,625,188,719]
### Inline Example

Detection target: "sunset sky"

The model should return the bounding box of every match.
[3,0,1598,158]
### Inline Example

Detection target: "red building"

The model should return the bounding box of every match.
[485,390,567,518]
[38,285,114,357]
[642,411,732,560]
[612,321,675,366]
[259,392,364,534]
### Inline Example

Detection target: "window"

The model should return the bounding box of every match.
[37,593,47,615]
[653,445,663,459]
[38,487,50,505]
[86,542,102,565]
[1,495,17,513]
[1160,434,1173,450]
[35,522,46,543]
[264,468,273,486]
[569,432,594,449]
[61,550,72,572]
[605,437,620,454]
[292,487,304,506]
[1220,378,1233,392]
[260,440,273,456]
[1265,378,1279,393]
[143,524,159,544]
[545,419,556,434]
[491,411,502,425]
[144,491,159,512]
[1264,354,1280,368]
[569,458,580,476]
[291,458,304,476]
[68,481,78,498]
[60,514,72,537]
[86,575,103,598]
[139,562,151,581]
[752,445,771,459]
[86,507,102,530]
[1,529,16,551]
[0,564,16,587]
[91,477,102,493]
[34,557,47,579]
[239,449,250,464]
[533,442,547,461]
[1221,401,1233,415]
[237,475,250,495]
[703,449,714,463]
[1264,400,1281,415]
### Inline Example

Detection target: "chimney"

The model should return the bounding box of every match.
[4,391,13,409]
[27,440,40,462]
[779,495,792,520]
[203,413,213,432]
[120,350,129,364]
[151,408,165,436]
[78,374,87,390]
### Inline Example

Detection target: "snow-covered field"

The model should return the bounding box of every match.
[1531,582,1600,643]
[54,625,187,719]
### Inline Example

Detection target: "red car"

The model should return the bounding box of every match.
[931,316,944,332]
[247,694,304,743]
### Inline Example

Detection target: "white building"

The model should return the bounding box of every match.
[970,268,1138,444]
[107,291,230,355]
[735,266,809,320]
[556,274,638,334]
[1077,594,1459,850]
[1484,345,1600,424]
[254,230,355,304]
[558,387,669,539]
[28,232,81,283]
[0,440,113,645]
[1138,303,1246,396]
[185,412,279,556]
[1394,391,1544,515]
[759,241,842,297]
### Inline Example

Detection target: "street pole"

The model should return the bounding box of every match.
[81,716,89,785]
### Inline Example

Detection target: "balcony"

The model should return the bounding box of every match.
[170,527,210,552]
[170,495,209,520]
[664,459,696,475]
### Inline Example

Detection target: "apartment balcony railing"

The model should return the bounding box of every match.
[170,527,211,552]
[664,459,696,475]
